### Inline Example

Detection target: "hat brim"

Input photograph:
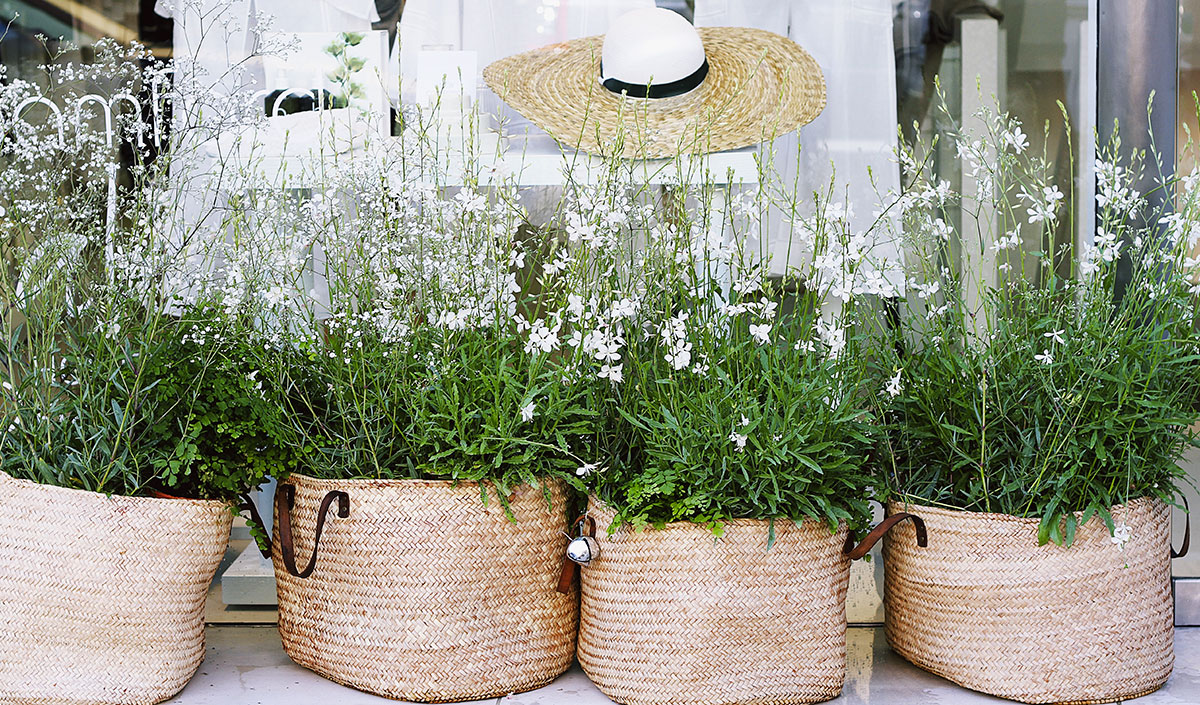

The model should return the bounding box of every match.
[483,27,826,159]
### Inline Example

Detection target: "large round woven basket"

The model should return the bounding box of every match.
[272,473,577,702]
[0,470,232,705]
[882,498,1174,704]
[576,498,853,705]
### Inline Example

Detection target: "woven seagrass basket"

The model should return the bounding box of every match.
[575,497,924,705]
[272,473,577,702]
[0,470,232,705]
[883,498,1176,704]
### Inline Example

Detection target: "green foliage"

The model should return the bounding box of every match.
[594,306,876,535]
[137,304,298,502]
[291,322,593,497]
[0,300,158,496]
[0,296,296,502]
[873,112,1200,544]
[879,280,1199,540]
[400,329,593,495]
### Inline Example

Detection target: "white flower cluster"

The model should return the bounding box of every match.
[659,312,692,371]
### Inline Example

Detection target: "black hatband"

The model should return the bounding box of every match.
[600,59,709,99]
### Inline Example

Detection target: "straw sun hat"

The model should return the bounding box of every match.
[483,7,826,159]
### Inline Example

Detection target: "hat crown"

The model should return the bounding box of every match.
[600,8,705,88]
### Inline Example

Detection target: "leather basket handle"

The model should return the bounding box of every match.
[556,514,596,595]
[275,484,350,579]
[1173,495,1191,560]
[843,512,928,560]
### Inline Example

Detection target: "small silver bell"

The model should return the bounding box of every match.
[567,535,600,566]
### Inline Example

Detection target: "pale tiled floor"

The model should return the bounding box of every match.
[166,625,1199,705]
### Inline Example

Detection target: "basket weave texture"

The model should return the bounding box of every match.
[0,470,232,705]
[883,498,1174,705]
[273,474,577,702]
[484,27,825,159]
[577,497,851,705]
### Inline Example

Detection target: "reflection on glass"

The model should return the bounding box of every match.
[895,0,1091,283]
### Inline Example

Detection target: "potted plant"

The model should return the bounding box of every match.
[873,115,1200,704]
[565,177,923,705]
[249,140,589,702]
[0,44,294,704]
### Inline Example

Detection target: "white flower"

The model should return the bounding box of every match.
[721,302,749,317]
[542,254,570,278]
[1111,524,1132,552]
[660,312,692,370]
[817,321,846,359]
[931,218,953,241]
[740,415,749,427]
[665,343,692,371]
[0,205,6,218]
[991,231,1021,252]
[524,319,560,355]
[728,432,748,452]
[1044,329,1066,345]
[913,280,941,300]
[749,323,771,345]
[593,338,622,364]
[732,268,764,295]
[1034,349,1054,365]
[260,285,288,309]
[565,213,596,244]
[1019,186,1063,224]
[454,189,486,213]
[1003,125,1029,154]
[609,298,637,320]
[598,364,623,384]
[566,294,585,318]
[884,368,903,398]
[519,402,536,423]
[576,463,602,477]
[1094,227,1124,263]
[440,309,471,331]
[931,180,954,204]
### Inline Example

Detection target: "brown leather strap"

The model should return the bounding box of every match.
[275,484,350,579]
[237,492,272,559]
[556,515,596,594]
[843,512,928,560]
[1173,495,1191,560]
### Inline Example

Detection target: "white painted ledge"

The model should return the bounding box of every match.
[164,625,1200,705]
